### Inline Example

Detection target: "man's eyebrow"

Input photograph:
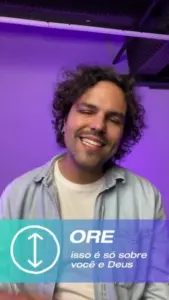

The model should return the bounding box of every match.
[76,103,97,110]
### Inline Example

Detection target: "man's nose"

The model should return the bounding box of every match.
[89,116,106,133]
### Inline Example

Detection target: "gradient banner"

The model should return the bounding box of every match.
[0,220,168,283]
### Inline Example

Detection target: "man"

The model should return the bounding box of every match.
[0,65,168,299]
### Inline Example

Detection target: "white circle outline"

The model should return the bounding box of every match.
[10,225,60,275]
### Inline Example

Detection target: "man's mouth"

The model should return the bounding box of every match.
[79,137,105,149]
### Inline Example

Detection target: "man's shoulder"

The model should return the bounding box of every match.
[115,166,165,216]
[2,163,48,191]
[0,155,62,218]
[115,165,160,195]
[0,154,62,197]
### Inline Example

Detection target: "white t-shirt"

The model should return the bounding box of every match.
[54,159,105,300]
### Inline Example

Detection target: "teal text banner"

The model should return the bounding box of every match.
[0,220,168,283]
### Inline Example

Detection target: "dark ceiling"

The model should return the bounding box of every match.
[0,0,169,88]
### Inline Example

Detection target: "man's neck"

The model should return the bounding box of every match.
[58,154,104,184]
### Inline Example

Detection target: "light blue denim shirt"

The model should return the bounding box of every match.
[0,152,168,300]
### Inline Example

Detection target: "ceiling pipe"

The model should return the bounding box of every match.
[1,16,169,41]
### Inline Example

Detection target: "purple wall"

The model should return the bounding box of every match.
[123,87,169,215]
[0,24,168,216]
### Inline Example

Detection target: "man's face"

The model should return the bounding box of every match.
[63,81,127,171]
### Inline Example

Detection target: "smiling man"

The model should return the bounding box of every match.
[0,65,168,300]
[59,80,126,183]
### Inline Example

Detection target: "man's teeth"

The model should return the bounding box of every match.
[81,138,102,147]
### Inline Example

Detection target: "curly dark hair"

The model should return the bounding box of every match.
[52,64,146,162]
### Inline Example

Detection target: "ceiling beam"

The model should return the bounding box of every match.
[112,0,161,65]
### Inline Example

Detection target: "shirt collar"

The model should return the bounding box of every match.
[33,151,126,188]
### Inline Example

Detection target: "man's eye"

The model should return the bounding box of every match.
[109,118,121,124]
[79,110,93,114]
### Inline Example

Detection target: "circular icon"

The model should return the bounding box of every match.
[10,225,60,274]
